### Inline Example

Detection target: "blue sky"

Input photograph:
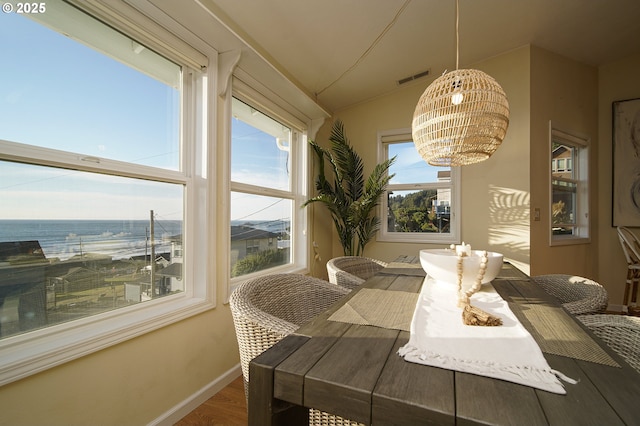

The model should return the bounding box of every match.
[388,142,444,184]
[230,116,293,222]
[231,117,290,192]
[0,12,179,167]
[0,10,439,223]
[0,10,290,222]
[0,12,182,220]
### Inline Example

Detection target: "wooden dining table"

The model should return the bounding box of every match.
[248,256,640,425]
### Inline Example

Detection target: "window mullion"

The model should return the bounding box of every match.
[231,182,294,200]
[387,182,452,191]
[0,140,187,185]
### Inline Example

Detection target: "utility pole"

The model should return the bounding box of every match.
[150,209,156,298]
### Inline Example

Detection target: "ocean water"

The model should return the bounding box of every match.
[0,220,182,261]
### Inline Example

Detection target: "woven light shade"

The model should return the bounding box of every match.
[412,68,509,167]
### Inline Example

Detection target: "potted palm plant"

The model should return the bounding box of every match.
[303,120,395,256]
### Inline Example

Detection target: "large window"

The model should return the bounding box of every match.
[549,125,590,245]
[229,95,307,280]
[377,129,460,243]
[0,1,212,384]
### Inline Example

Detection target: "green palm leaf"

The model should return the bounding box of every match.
[303,120,395,256]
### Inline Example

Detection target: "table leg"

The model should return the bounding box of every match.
[249,334,310,426]
[630,272,640,314]
[624,268,633,307]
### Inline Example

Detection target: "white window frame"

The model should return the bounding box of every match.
[549,123,590,246]
[226,79,309,291]
[0,0,216,386]
[377,128,461,244]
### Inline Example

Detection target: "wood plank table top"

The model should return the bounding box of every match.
[248,258,640,425]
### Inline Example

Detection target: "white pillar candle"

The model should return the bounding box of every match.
[455,242,471,257]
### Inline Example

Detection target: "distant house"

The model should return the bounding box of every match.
[230,225,280,264]
[552,144,573,179]
[126,238,184,300]
[436,170,452,215]
[129,252,172,263]
[49,266,103,294]
[0,240,46,265]
[0,241,48,334]
[551,144,575,228]
[156,261,182,293]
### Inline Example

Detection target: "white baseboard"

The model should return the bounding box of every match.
[606,303,627,313]
[149,364,243,426]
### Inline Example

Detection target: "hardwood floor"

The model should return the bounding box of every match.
[174,376,247,426]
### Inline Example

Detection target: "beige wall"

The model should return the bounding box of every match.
[597,53,640,307]
[528,46,599,278]
[461,47,532,273]
[311,46,608,285]
[0,304,239,425]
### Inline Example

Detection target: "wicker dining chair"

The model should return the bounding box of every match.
[577,314,640,373]
[531,274,608,315]
[326,256,388,291]
[617,226,640,309]
[229,273,362,426]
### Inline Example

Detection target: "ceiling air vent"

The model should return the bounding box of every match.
[397,69,431,86]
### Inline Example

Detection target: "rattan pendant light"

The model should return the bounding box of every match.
[412,0,509,167]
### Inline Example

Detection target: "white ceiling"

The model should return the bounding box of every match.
[201,0,640,113]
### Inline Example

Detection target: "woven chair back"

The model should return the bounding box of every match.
[532,274,608,315]
[326,256,387,290]
[617,226,640,266]
[578,314,640,373]
[229,274,362,426]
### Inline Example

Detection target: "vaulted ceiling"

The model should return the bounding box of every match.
[201,0,640,113]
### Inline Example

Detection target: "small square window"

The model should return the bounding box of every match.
[550,125,589,245]
[378,130,460,244]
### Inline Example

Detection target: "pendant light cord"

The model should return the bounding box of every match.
[455,0,459,70]
[315,0,411,99]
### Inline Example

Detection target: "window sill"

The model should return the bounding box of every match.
[0,293,214,386]
[377,234,458,245]
[550,235,591,246]
[228,264,309,294]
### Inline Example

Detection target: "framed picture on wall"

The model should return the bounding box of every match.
[612,97,640,226]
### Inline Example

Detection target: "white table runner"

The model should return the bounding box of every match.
[398,278,575,394]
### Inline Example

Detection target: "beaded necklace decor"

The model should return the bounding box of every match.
[456,250,487,307]
[450,247,502,326]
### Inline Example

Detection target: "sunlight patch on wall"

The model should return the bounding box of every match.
[488,185,530,264]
